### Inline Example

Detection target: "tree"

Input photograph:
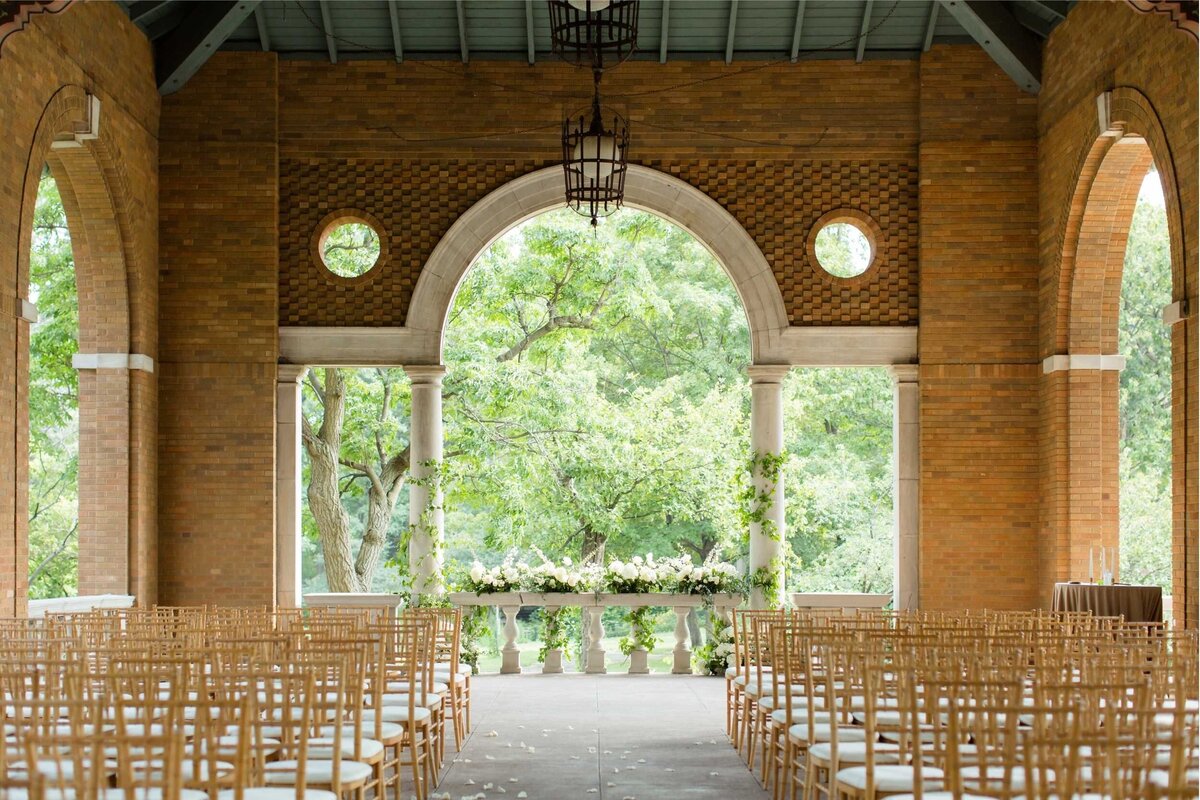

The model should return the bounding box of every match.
[1118,175,1173,592]
[301,368,410,593]
[27,169,81,599]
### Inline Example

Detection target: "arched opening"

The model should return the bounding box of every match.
[1052,88,1194,624]
[26,168,80,600]
[1118,166,1173,597]
[441,207,751,671]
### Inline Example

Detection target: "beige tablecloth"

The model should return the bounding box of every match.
[1051,582,1163,623]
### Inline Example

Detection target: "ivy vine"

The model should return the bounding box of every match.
[539,607,572,663]
[406,457,445,598]
[619,606,657,656]
[736,450,787,543]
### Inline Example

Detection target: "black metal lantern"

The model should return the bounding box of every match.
[562,77,629,226]
[548,0,639,69]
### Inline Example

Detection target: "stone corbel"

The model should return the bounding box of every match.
[1041,354,1127,374]
[1162,298,1194,326]
[72,352,155,373]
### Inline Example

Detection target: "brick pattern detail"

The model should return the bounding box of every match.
[279,158,918,327]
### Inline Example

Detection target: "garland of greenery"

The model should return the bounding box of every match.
[407,457,444,598]
[750,556,785,609]
[737,450,787,543]
[619,606,657,656]
[538,606,571,663]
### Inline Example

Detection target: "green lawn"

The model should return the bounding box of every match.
[473,636,684,674]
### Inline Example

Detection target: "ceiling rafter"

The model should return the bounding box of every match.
[922,1,938,51]
[724,0,738,65]
[386,0,403,62]
[155,0,259,94]
[790,0,806,62]
[856,0,874,62]
[659,0,669,63]
[525,0,535,65]
[253,5,269,51]
[318,0,337,63]
[455,0,469,64]
[938,0,1041,93]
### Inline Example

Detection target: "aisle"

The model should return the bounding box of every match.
[436,673,767,800]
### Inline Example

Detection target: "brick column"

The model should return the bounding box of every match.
[276,366,306,608]
[748,365,789,609]
[405,365,446,600]
[72,352,149,597]
[890,365,920,610]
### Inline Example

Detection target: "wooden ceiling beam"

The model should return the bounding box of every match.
[938,0,1041,93]
[155,0,260,94]
[659,0,669,63]
[790,0,806,62]
[922,1,938,51]
[455,0,469,63]
[253,5,269,51]
[724,0,738,64]
[318,0,337,63]
[386,0,403,61]
[128,1,174,27]
[525,0,535,64]
[856,0,874,62]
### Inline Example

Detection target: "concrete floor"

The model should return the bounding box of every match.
[435,673,768,800]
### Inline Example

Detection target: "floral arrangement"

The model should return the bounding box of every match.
[465,558,525,594]
[693,622,736,676]
[672,559,743,596]
[604,554,668,594]
[524,556,585,593]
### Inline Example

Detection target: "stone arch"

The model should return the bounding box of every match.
[406,164,789,364]
[1051,86,1195,626]
[15,84,139,604]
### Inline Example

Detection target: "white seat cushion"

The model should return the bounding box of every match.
[887,794,995,800]
[217,789,337,800]
[788,724,867,745]
[359,706,432,724]
[306,737,384,761]
[380,692,444,708]
[808,741,901,765]
[103,790,209,800]
[262,760,373,786]
[770,708,831,726]
[836,765,945,792]
[960,765,1041,791]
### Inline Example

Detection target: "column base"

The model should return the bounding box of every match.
[628,648,649,674]
[585,649,607,674]
[672,647,691,674]
[501,649,522,674]
[542,649,563,674]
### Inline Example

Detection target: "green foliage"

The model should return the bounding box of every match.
[618,606,658,655]
[814,223,871,278]
[1119,180,1173,593]
[321,223,380,278]
[27,172,80,600]
[538,606,572,663]
[692,618,734,676]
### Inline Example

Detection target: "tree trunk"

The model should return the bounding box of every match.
[307,438,360,592]
[354,478,398,590]
[582,528,606,565]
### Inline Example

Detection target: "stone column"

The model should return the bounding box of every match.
[889,365,920,610]
[748,365,790,609]
[405,365,447,600]
[276,366,306,608]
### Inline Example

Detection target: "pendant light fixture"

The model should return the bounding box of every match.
[548,0,639,69]
[562,69,629,226]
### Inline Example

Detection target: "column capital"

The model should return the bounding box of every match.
[747,364,791,384]
[277,364,308,383]
[888,364,919,383]
[404,364,448,386]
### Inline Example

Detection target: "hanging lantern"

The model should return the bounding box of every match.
[548,0,639,68]
[562,77,629,226]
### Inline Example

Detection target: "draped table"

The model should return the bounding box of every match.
[1051,582,1163,623]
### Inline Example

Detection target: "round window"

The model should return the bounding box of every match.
[813,221,874,279]
[319,219,381,278]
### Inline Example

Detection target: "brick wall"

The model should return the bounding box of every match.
[916,46,1042,610]
[1039,2,1199,625]
[157,52,279,607]
[0,2,158,614]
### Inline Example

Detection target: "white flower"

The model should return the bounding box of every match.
[566,574,579,587]
[469,562,485,583]
[621,563,638,580]
[632,556,643,566]
[562,557,573,566]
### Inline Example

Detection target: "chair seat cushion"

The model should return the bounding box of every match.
[808,741,901,766]
[306,736,384,761]
[835,765,945,792]
[788,724,867,745]
[217,789,337,800]
[262,759,373,786]
[960,765,1043,791]
[381,692,444,708]
[770,708,831,726]
[359,706,432,724]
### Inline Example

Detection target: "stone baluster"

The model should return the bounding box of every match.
[628,607,649,675]
[501,604,521,674]
[585,605,607,674]
[672,606,692,674]
[542,605,563,674]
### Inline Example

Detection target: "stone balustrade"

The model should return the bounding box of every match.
[448,591,742,675]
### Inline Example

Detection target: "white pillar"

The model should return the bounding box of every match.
[276,366,307,608]
[890,365,920,610]
[405,365,447,600]
[748,365,790,609]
